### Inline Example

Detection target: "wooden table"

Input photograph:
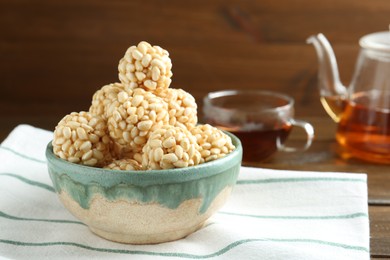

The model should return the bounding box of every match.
[1,0,390,258]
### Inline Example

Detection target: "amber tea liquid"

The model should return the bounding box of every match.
[336,91,390,163]
[216,124,292,164]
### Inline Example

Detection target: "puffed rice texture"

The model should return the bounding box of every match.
[53,111,112,167]
[118,41,173,91]
[190,124,235,163]
[154,88,198,129]
[104,158,142,171]
[142,126,201,170]
[107,88,169,154]
[89,83,133,119]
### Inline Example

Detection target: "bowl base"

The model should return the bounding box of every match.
[89,222,205,244]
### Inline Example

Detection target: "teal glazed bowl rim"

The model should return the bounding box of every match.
[45,132,242,188]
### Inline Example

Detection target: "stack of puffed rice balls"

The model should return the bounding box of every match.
[52,41,235,170]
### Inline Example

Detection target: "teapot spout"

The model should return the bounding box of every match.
[307,33,347,122]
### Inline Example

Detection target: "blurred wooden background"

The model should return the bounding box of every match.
[1,0,389,138]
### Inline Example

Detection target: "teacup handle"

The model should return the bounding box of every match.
[277,119,315,152]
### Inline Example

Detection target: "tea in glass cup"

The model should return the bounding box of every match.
[203,90,314,165]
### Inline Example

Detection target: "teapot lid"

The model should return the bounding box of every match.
[360,31,390,52]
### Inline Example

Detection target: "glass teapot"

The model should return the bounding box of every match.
[307,31,390,163]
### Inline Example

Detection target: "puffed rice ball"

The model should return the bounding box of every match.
[89,83,133,119]
[118,41,173,91]
[107,88,169,155]
[154,88,198,129]
[104,158,142,171]
[142,126,201,170]
[53,111,112,167]
[190,124,235,163]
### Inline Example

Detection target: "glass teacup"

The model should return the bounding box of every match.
[203,90,314,165]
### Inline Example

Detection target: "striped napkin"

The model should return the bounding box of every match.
[0,125,370,259]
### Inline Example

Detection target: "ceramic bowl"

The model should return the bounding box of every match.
[46,133,242,244]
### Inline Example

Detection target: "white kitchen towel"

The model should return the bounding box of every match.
[0,125,369,259]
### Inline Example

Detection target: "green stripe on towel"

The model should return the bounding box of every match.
[0,173,55,192]
[0,211,84,226]
[218,211,368,220]
[0,238,369,257]
[237,177,366,185]
[0,146,46,164]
